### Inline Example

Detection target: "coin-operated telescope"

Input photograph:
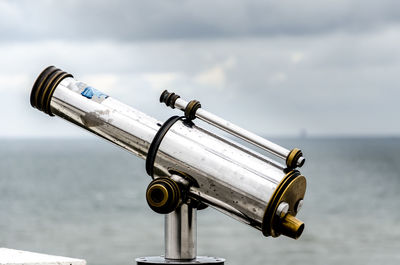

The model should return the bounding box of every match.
[30,66,307,265]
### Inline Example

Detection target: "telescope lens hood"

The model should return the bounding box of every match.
[30,66,73,116]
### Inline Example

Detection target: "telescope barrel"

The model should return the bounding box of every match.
[161,91,305,169]
[30,66,306,239]
[30,66,160,160]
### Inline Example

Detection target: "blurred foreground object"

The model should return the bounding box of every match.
[0,248,86,265]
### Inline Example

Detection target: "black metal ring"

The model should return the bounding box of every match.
[286,148,303,169]
[30,66,73,116]
[146,116,183,177]
[160,90,180,108]
[184,100,201,120]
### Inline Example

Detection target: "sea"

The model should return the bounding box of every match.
[1,138,400,265]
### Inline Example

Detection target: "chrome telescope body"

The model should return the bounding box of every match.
[30,66,307,240]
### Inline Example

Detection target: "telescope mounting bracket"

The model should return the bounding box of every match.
[135,202,225,265]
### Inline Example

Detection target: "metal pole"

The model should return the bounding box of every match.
[136,202,224,265]
[165,203,197,260]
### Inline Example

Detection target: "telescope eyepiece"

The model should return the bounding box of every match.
[30,66,73,116]
[262,170,306,239]
[280,214,305,239]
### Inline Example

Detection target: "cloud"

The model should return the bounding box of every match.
[81,74,119,92]
[1,2,400,137]
[291,52,305,64]
[0,74,30,91]
[142,72,182,91]
[1,1,400,42]
[268,72,287,84]
[195,66,226,88]
[194,57,236,88]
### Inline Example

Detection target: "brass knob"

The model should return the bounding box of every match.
[286,148,305,169]
[146,177,181,214]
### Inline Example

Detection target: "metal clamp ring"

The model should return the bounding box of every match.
[146,116,183,177]
[184,100,201,120]
[286,148,303,169]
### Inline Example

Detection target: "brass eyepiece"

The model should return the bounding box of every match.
[280,214,304,239]
[262,170,306,239]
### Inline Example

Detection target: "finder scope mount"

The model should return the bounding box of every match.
[159,90,305,170]
[30,66,308,265]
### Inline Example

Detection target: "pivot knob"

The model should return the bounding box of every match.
[146,177,181,214]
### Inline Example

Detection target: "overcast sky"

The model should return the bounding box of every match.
[1,0,399,137]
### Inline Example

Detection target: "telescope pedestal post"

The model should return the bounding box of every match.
[165,203,197,260]
[136,203,225,265]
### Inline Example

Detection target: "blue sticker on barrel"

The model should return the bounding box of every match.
[81,86,109,100]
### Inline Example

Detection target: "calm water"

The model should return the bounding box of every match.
[1,138,400,265]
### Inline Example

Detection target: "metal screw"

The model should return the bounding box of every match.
[295,199,304,213]
[276,202,289,218]
[297,157,305,167]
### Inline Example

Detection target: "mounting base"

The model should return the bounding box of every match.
[136,256,224,265]
[136,201,225,265]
